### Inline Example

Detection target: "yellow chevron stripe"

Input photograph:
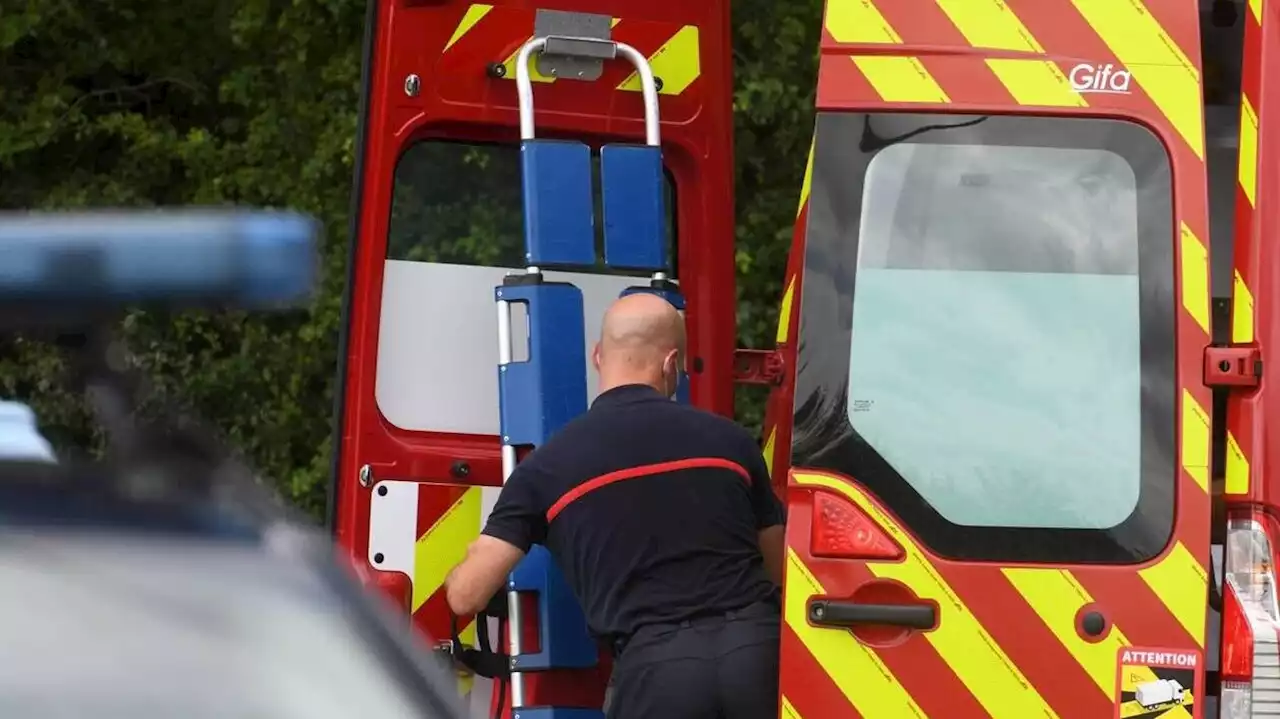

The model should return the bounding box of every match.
[1003,568,1157,695]
[798,135,815,219]
[1180,223,1211,335]
[763,427,777,477]
[412,487,483,611]
[1182,390,1211,493]
[853,56,951,103]
[824,0,902,43]
[618,25,700,96]
[934,0,1086,107]
[502,37,556,84]
[1234,270,1256,343]
[794,472,1058,718]
[1250,0,1264,24]
[1226,431,1250,495]
[1240,94,1259,207]
[986,60,1087,107]
[784,549,926,717]
[445,4,493,52]
[936,0,1044,51]
[1138,541,1208,645]
[1068,0,1204,158]
[777,276,797,344]
[780,695,803,719]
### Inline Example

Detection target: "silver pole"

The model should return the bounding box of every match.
[515,38,548,142]
[612,41,661,147]
[495,294,527,707]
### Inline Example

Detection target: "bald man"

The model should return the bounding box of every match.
[445,293,786,719]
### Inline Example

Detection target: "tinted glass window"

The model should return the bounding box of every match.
[387,141,677,274]
[793,113,1176,563]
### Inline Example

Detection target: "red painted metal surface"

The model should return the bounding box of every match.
[766,0,1215,715]
[1225,0,1280,511]
[332,0,735,714]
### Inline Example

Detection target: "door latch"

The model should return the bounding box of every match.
[1204,345,1261,388]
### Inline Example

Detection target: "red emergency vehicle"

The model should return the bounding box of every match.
[329,0,1280,716]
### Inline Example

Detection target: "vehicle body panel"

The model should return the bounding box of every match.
[331,0,735,711]
[773,1,1213,716]
[1224,0,1279,508]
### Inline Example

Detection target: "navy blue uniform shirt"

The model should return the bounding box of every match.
[481,383,786,641]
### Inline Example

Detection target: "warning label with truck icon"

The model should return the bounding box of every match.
[1114,647,1200,718]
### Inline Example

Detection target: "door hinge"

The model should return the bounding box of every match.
[1204,345,1262,388]
[733,349,785,386]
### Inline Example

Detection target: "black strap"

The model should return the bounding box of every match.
[450,612,511,679]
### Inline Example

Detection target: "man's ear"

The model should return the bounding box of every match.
[666,348,681,375]
[591,341,602,371]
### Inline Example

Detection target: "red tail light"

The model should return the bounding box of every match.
[810,489,903,560]
[1220,511,1280,717]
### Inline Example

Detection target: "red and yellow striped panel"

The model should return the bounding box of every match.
[761,134,815,480]
[435,4,703,123]
[1224,0,1268,499]
[783,1,1211,714]
[408,484,487,699]
[785,471,1206,717]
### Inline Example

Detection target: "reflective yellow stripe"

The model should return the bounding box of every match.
[798,136,815,218]
[1250,0,1264,24]
[1182,390,1211,493]
[934,1,1085,107]
[777,276,796,344]
[784,550,927,718]
[824,0,902,43]
[445,4,493,51]
[763,428,777,477]
[985,60,1087,107]
[1003,568,1156,694]
[780,695,803,719]
[853,57,951,103]
[1180,223,1211,335]
[502,38,556,84]
[1233,270,1256,343]
[1069,0,1204,158]
[1240,95,1259,207]
[1226,431,1250,495]
[1138,541,1208,645]
[936,0,1044,51]
[412,487,483,611]
[618,25,700,95]
[794,472,1058,719]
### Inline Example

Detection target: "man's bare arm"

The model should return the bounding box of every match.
[445,535,526,616]
[759,525,785,586]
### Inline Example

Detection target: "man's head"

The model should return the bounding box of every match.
[592,293,686,397]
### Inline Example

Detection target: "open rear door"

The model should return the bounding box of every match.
[776,1,1214,717]
[329,0,735,714]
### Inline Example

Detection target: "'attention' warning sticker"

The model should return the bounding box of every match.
[1114,646,1201,719]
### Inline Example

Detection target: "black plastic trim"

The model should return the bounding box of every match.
[808,599,937,629]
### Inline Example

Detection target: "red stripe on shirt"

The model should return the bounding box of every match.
[545,457,751,522]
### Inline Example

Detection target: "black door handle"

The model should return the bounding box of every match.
[808,599,936,629]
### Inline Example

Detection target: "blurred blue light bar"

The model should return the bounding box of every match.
[0,209,319,310]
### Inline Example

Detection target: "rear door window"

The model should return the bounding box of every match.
[792,113,1176,563]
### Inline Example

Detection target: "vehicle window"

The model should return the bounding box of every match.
[387,141,678,273]
[792,113,1176,563]
[851,143,1140,529]
[376,139,680,436]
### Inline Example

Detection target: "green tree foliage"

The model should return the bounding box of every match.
[0,0,819,520]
